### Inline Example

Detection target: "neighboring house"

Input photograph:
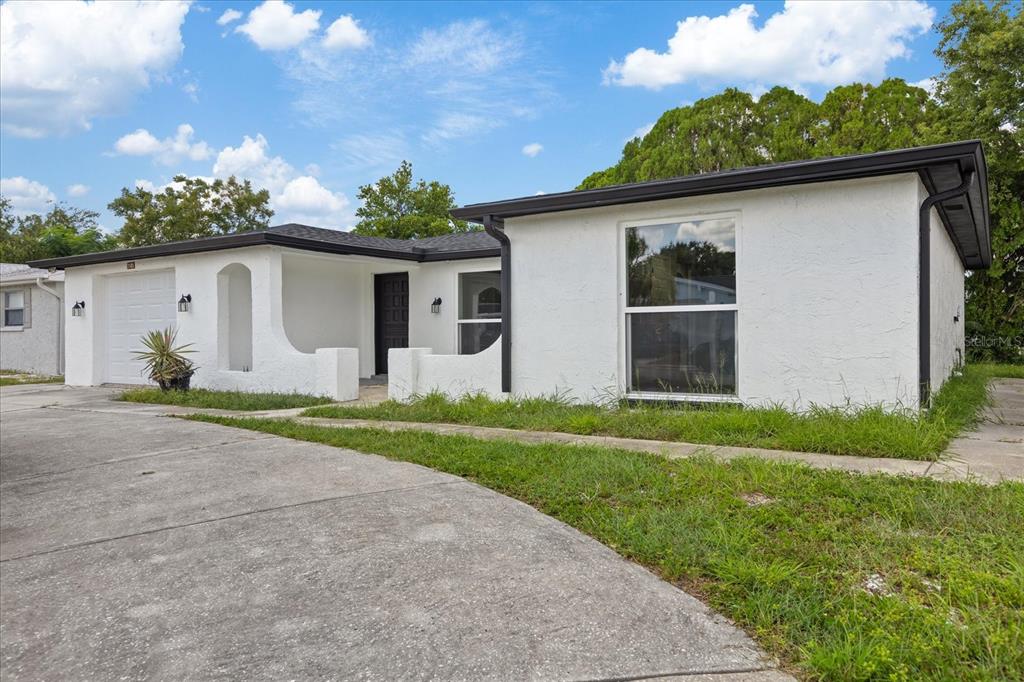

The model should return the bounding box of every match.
[0,263,65,375]
[29,141,990,411]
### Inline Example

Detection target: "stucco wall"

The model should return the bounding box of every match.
[64,247,352,395]
[926,186,966,395]
[507,174,924,410]
[0,282,63,375]
[282,253,364,353]
[62,245,499,392]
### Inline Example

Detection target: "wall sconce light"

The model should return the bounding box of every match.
[178,294,192,313]
[431,297,442,314]
[71,301,85,317]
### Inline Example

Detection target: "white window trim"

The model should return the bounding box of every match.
[2,288,28,331]
[619,211,741,400]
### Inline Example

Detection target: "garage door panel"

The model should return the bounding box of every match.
[105,270,177,384]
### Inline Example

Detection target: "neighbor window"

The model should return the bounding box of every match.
[458,271,501,354]
[3,290,25,327]
[625,216,737,396]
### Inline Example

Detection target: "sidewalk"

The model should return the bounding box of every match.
[289,381,1024,485]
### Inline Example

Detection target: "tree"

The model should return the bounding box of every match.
[109,175,272,247]
[352,161,471,239]
[580,79,943,190]
[0,198,115,263]
[935,0,1023,362]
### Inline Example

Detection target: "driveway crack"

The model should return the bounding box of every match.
[0,479,465,564]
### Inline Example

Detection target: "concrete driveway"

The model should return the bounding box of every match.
[1,385,787,681]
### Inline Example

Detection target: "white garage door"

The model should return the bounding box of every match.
[106,270,177,384]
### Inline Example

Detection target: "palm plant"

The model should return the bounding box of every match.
[134,327,196,391]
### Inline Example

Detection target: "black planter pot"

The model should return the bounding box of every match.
[159,371,194,392]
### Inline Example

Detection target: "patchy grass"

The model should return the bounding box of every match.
[118,387,333,411]
[302,364,1011,461]
[185,414,1024,681]
[984,363,1024,379]
[0,373,63,386]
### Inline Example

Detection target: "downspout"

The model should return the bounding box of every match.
[918,168,975,408]
[482,215,511,393]
[35,276,64,375]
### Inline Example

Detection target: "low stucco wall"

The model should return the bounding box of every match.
[0,282,63,375]
[388,339,503,401]
[506,174,927,411]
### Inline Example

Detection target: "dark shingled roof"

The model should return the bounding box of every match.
[28,223,500,270]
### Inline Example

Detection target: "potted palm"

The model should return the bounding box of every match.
[134,327,197,391]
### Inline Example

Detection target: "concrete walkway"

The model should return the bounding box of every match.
[291,381,1024,485]
[943,379,1024,483]
[0,384,790,681]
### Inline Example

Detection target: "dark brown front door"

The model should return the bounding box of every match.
[374,272,409,374]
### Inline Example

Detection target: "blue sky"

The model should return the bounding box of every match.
[1,0,952,232]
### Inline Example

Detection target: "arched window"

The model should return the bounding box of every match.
[217,264,253,371]
[476,286,501,317]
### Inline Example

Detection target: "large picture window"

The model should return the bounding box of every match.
[458,271,501,354]
[625,216,737,396]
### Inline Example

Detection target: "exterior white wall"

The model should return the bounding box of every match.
[63,247,356,398]
[926,185,966,394]
[507,174,924,410]
[282,253,364,353]
[408,258,501,357]
[60,245,499,396]
[388,340,502,401]
[0,281,63,375]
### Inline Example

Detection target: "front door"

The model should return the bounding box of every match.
[374,272,409,374]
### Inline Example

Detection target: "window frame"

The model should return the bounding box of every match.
[2,288,27,330]
[456,269,502,355]
[620,212,741,402]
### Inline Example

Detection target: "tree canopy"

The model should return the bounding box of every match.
[351,160,471,240]
[109,175,272,247]
[935,0,1022,362]
[579,78,945,189]
[0,198,117,263]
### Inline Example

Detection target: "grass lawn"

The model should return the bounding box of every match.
[302,363,1019,460]
[118,387,334,411]
[186,414,1024,681]
[0,373,63,386]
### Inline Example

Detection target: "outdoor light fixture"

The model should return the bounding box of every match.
[431,297,442,314]
[71,301,85,317]
[178,294,192,313]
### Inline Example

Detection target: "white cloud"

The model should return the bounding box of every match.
[522,142,544,157]
[910,77,937,97]
[182,82,200,102]
[134,179,157,192]
[217,8,242,26]
[0,177,56,215]
[282,17,550,155]
[67,184,90,198]
[334,133,408,171]
[113,124,212,165]
[236,1,320,51]
[604,1,934,91]
[0,1,190,137]
[275,176,350,225]
[408,19,519,74]
[213,133,352,227]
[322,15,370,50]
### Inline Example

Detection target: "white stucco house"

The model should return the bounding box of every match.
[30,141,990,412]
[1,263,65,376]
